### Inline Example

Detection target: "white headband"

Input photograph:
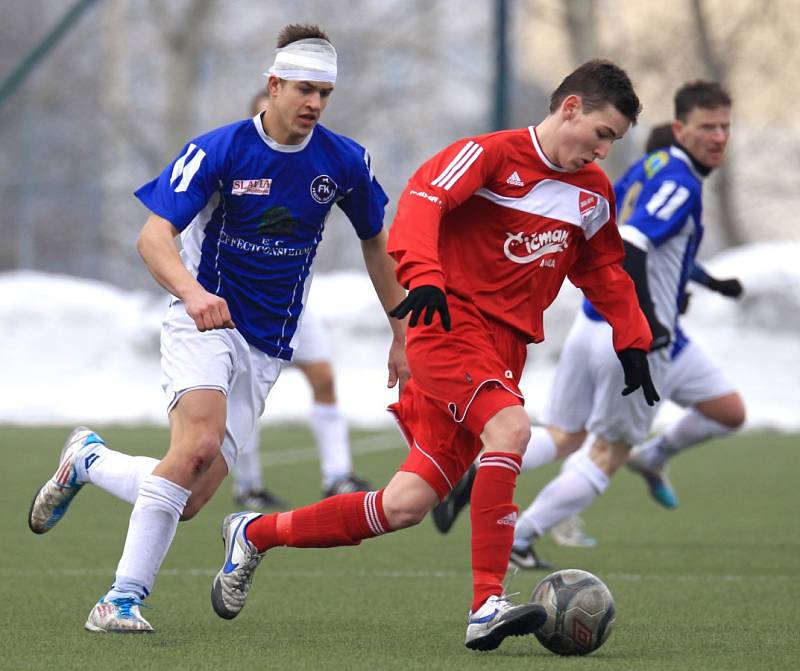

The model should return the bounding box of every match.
[265,38,337,84]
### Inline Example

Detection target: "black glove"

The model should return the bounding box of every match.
[617,348,660,406]
[389,285,452,331]
[648,317,671,352]
[707,277,743,299]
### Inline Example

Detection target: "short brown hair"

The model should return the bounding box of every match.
[645,123,675,153]
[276,24,330,49]
[674,80,731,121]
[549,59,641,124]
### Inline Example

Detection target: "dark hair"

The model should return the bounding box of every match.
[674,80,732,121]
[645,123,675,153]
[276,24,330,49]
[549,59,641,124]
[249,89,269,116]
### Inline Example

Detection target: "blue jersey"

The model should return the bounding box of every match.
[136,116,388,360]
[583,145,705,359]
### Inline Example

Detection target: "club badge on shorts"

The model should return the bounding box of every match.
[310,175,337,204]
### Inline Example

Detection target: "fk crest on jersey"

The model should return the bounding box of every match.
[135,115,388,360]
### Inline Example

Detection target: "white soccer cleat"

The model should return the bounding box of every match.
[550,515,598,548]
[28,426,104,534]
[465,594,547,651]
[84,596,154,633]
[211,511,264,619]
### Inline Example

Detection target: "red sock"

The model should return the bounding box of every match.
[470,452,522,612]
[245,490,391,552]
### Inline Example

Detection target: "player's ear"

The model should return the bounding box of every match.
[671,119,684,144]
[267,75,282,97]
[561,95,581,121]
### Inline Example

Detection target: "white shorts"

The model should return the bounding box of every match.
[662,340,735,407]
[544,311,670,445]
[290,306,332,364]
[160,300,283,471]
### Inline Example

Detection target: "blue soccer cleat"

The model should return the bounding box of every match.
[28,426,105,534]
[627,445,679,509]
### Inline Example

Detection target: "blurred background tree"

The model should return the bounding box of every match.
[1,0,797,289]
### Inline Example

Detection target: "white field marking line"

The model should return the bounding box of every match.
[259,431,405,466]
[2,567,793,583]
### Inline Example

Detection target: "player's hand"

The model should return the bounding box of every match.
[388,285,451,331]
[183,288,236,332]
[617,348,660,406]
[387,337,411,394]
[648,317,671,352]
[708,277,743,299]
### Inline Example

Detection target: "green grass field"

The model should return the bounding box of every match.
[1,426,798,670]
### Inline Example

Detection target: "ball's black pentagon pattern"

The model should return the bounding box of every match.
[530,569,616,656]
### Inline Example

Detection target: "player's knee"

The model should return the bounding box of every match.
[482,411,531,456]
[551,428,587,459]
[590,439,629,475]
[382,498,429,530]
[177,434,222,478]
[311,372,336,402]
[723,397,746,429]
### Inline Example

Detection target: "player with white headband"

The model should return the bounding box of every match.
[27,23,408,634]
[267,37,338,83]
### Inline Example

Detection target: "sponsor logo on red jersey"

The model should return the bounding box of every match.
[579,191,598,222]
[232,178,272,196]
[409,190,441,205]
[503,229,569,265]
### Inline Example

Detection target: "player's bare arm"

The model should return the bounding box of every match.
[361,229,410,390]
[136,214,235,332]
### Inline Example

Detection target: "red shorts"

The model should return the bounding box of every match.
[388,295,527,500]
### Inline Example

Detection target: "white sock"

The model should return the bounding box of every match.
[75,444,158,505]
[640,409,734,470]
[232,431,263,496]
[513,454,609,549]
[310,402,351,487]
[106,475,190,601]
[521,426,557,471]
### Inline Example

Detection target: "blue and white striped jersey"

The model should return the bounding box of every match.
[135,115,387,360]
[583,145,705,358]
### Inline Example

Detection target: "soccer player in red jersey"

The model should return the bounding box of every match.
[211,59,658,651]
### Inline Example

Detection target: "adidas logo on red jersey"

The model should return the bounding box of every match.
[497,511,518,527]
[505,171,524,187]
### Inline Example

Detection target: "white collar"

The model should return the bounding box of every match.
[252,113,314,153]
[528,126,567,173]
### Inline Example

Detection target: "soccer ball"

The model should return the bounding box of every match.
[530,568,616,656]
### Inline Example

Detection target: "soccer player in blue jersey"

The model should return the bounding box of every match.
[231,89,373,512]
[505,81,744,568]
[27,24,408,632]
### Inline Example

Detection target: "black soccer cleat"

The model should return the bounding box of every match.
[508,541,554,570]
[431,463,477,534]
[234,487,289,511]
[324,474,372,497]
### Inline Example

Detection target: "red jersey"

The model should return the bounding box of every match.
[387,126,651,351]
